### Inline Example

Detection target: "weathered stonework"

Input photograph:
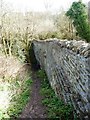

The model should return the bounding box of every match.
[32,39,90,119]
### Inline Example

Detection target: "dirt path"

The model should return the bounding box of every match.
[19,70,47,118]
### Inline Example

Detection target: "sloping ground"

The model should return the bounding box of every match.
[0,54,47,119]
[0,54,74,119]
[0,55,32,119]
[0,55,22,78]
[19,71,47,118]
[0,55,22,112]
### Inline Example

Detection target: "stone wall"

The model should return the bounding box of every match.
[32,39,90,119]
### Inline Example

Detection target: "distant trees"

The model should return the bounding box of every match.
[88,1,90,23]
[0,7,57,61]
[66,1,90,42]
[1,0,90,62]
[54,10,79,40]
[0,0,16,56]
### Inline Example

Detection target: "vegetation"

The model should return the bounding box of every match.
[0,69,32,119]
[66,1,90,42]
[0,0,83,61]
[37,70,78,120]
[0,0,89,119]
[8,78,33,118]
[0,1,89,62]
[54,11,80,40]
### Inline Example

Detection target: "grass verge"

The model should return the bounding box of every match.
[37,69,78,120]
[0,73,32,119]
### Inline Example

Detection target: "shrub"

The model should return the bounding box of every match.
[66,1,90,42]
[54,11,80,40]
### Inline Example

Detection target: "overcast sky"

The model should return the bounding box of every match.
[4,0,89,12]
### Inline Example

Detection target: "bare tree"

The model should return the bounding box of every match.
[0,0,13,56]
[44,0,53,11]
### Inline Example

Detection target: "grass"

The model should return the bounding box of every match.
[0,74,33,119]
[37,69,78,120]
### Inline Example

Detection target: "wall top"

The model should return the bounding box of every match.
[33,39,90,58]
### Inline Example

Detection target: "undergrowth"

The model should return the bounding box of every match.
[0,74,32,119]
[37,70,78,120]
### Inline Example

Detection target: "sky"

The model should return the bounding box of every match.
[4,0,89,13]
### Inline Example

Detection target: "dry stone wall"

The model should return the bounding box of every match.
[32,39,90,119]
